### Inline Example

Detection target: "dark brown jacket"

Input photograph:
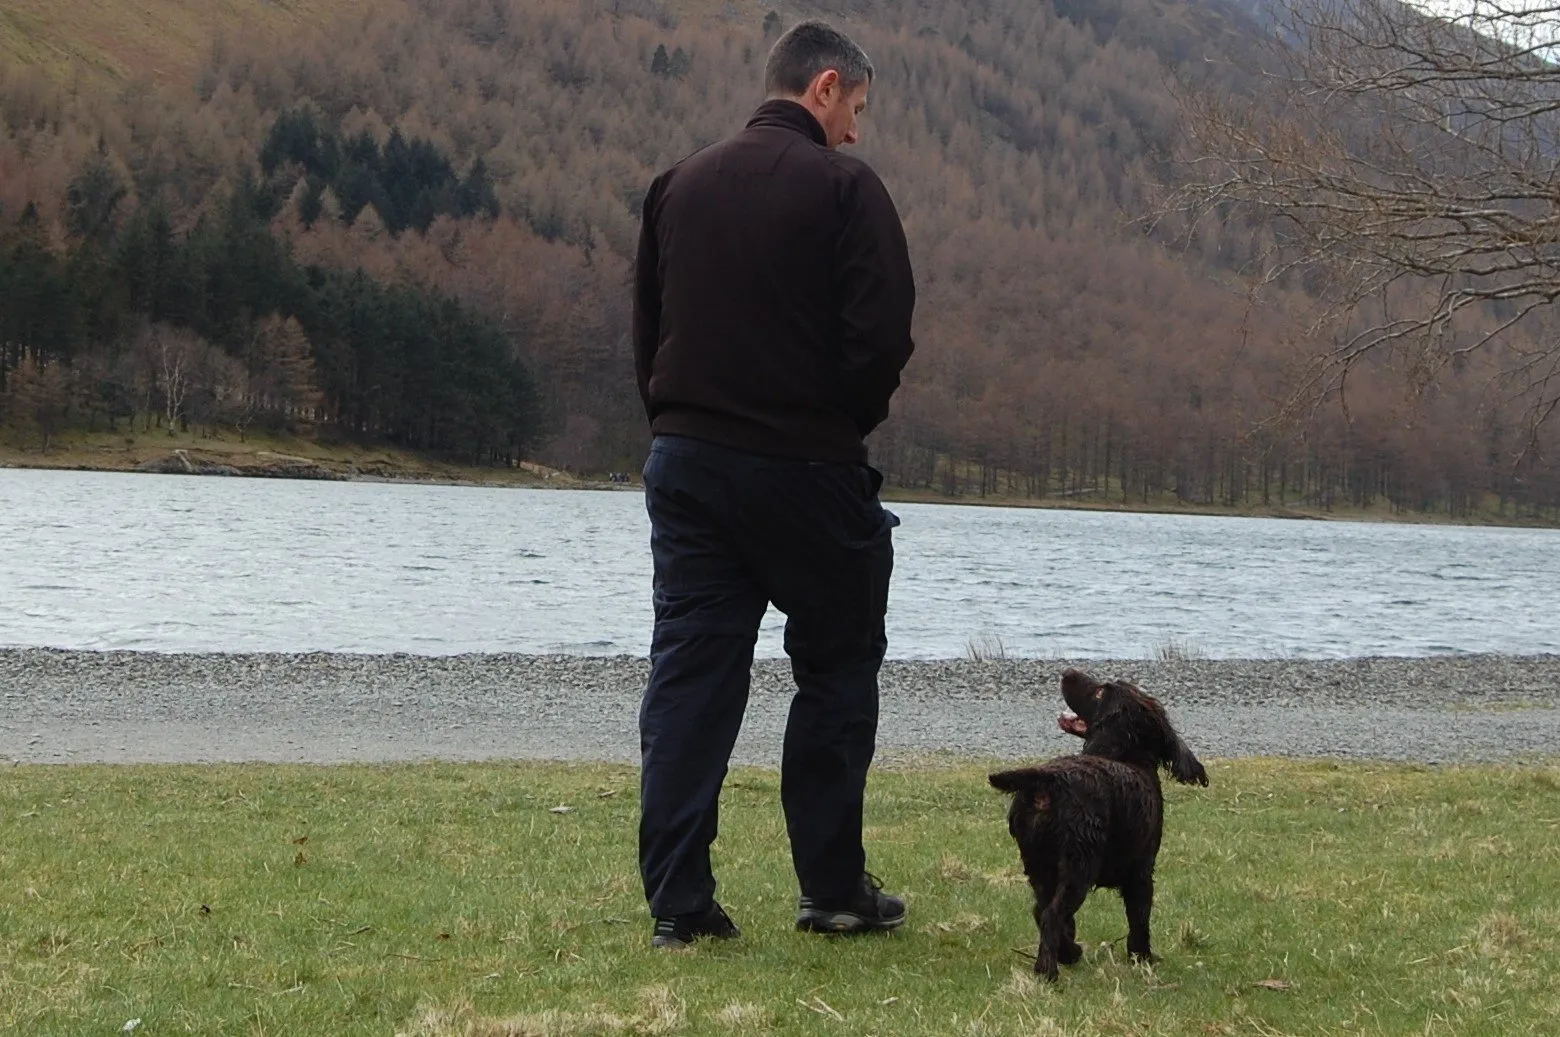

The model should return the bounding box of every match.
[633,100,916,463]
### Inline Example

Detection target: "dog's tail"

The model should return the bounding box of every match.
[988,767,1053,794]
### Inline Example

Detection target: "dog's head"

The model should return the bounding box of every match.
[1058,668,1208,786]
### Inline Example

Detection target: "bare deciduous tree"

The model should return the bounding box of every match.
[1170,0,1560,452]
[133,322,202,435]
[246,315,322,428]
[5,354,72,451]
[159,329,191,436]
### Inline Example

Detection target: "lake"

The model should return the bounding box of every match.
[2,468,1556,659]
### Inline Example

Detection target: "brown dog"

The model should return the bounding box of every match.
[989,668,1208,980]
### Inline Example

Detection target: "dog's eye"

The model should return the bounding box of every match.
[1095,687,1105,699]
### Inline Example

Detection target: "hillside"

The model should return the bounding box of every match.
[0,0,384,83]
[2,0,1557,521]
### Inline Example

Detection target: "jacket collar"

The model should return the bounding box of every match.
[746,99,827,147]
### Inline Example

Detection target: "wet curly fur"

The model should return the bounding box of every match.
[989,668,1208,980]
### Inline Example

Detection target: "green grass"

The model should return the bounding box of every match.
[3,759,1559,1036]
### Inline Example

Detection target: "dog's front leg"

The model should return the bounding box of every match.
[1122,874,1158,964]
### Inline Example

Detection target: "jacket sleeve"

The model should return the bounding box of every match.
[633,177,664,421]
[835,167,916,437]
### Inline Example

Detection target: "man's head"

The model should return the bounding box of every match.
[764,20,873,148]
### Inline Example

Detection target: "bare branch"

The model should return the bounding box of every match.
[1166,0,1560,453]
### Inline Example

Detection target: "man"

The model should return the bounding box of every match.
[632,19,917,949]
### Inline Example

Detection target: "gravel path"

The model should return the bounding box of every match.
[3,650,1558,766]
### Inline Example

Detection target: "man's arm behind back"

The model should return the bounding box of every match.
[633,174,666,419]
[833,161,916,438]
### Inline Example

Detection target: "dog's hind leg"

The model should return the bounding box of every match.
[1027,878,1053,974]
[1058,914,1083,965]
[1036,869,1091,981]
[1121,874,1159,964]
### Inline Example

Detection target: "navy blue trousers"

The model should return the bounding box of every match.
[638,434,898,918]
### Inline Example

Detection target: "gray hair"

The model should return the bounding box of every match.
[763,19,874,98]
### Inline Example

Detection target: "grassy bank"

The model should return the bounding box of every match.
[0,426,603,490]
[3,759,1557,1035]
[879,479,1560,528]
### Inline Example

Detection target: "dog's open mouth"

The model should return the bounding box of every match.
[1058,711,1088,737]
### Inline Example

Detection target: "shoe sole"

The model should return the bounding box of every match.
[795,910,907,934]
[651,931,740,950]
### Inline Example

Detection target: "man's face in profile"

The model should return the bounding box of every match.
[812,71,868,149]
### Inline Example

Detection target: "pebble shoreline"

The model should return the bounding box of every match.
[2,650,1558,766]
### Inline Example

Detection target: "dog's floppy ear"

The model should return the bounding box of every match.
[1165,730,1208,786]
[1137,690,1209,786]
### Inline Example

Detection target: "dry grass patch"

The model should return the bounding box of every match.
[931,912,994,937]
[710,1002,770,1032]
[1475,911,1531,958]
[938,853,976,883]
[402,987,684,1037]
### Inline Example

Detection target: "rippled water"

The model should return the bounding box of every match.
[2,469,1557,659]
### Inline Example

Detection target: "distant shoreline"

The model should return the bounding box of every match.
[4,444,1557,529]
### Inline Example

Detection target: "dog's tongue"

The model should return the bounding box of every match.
[1058,711,1088,736]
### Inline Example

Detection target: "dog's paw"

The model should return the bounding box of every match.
[1058,941,1084,965]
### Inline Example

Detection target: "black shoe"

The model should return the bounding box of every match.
[796,873,906,934]
[651,902,740,949]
